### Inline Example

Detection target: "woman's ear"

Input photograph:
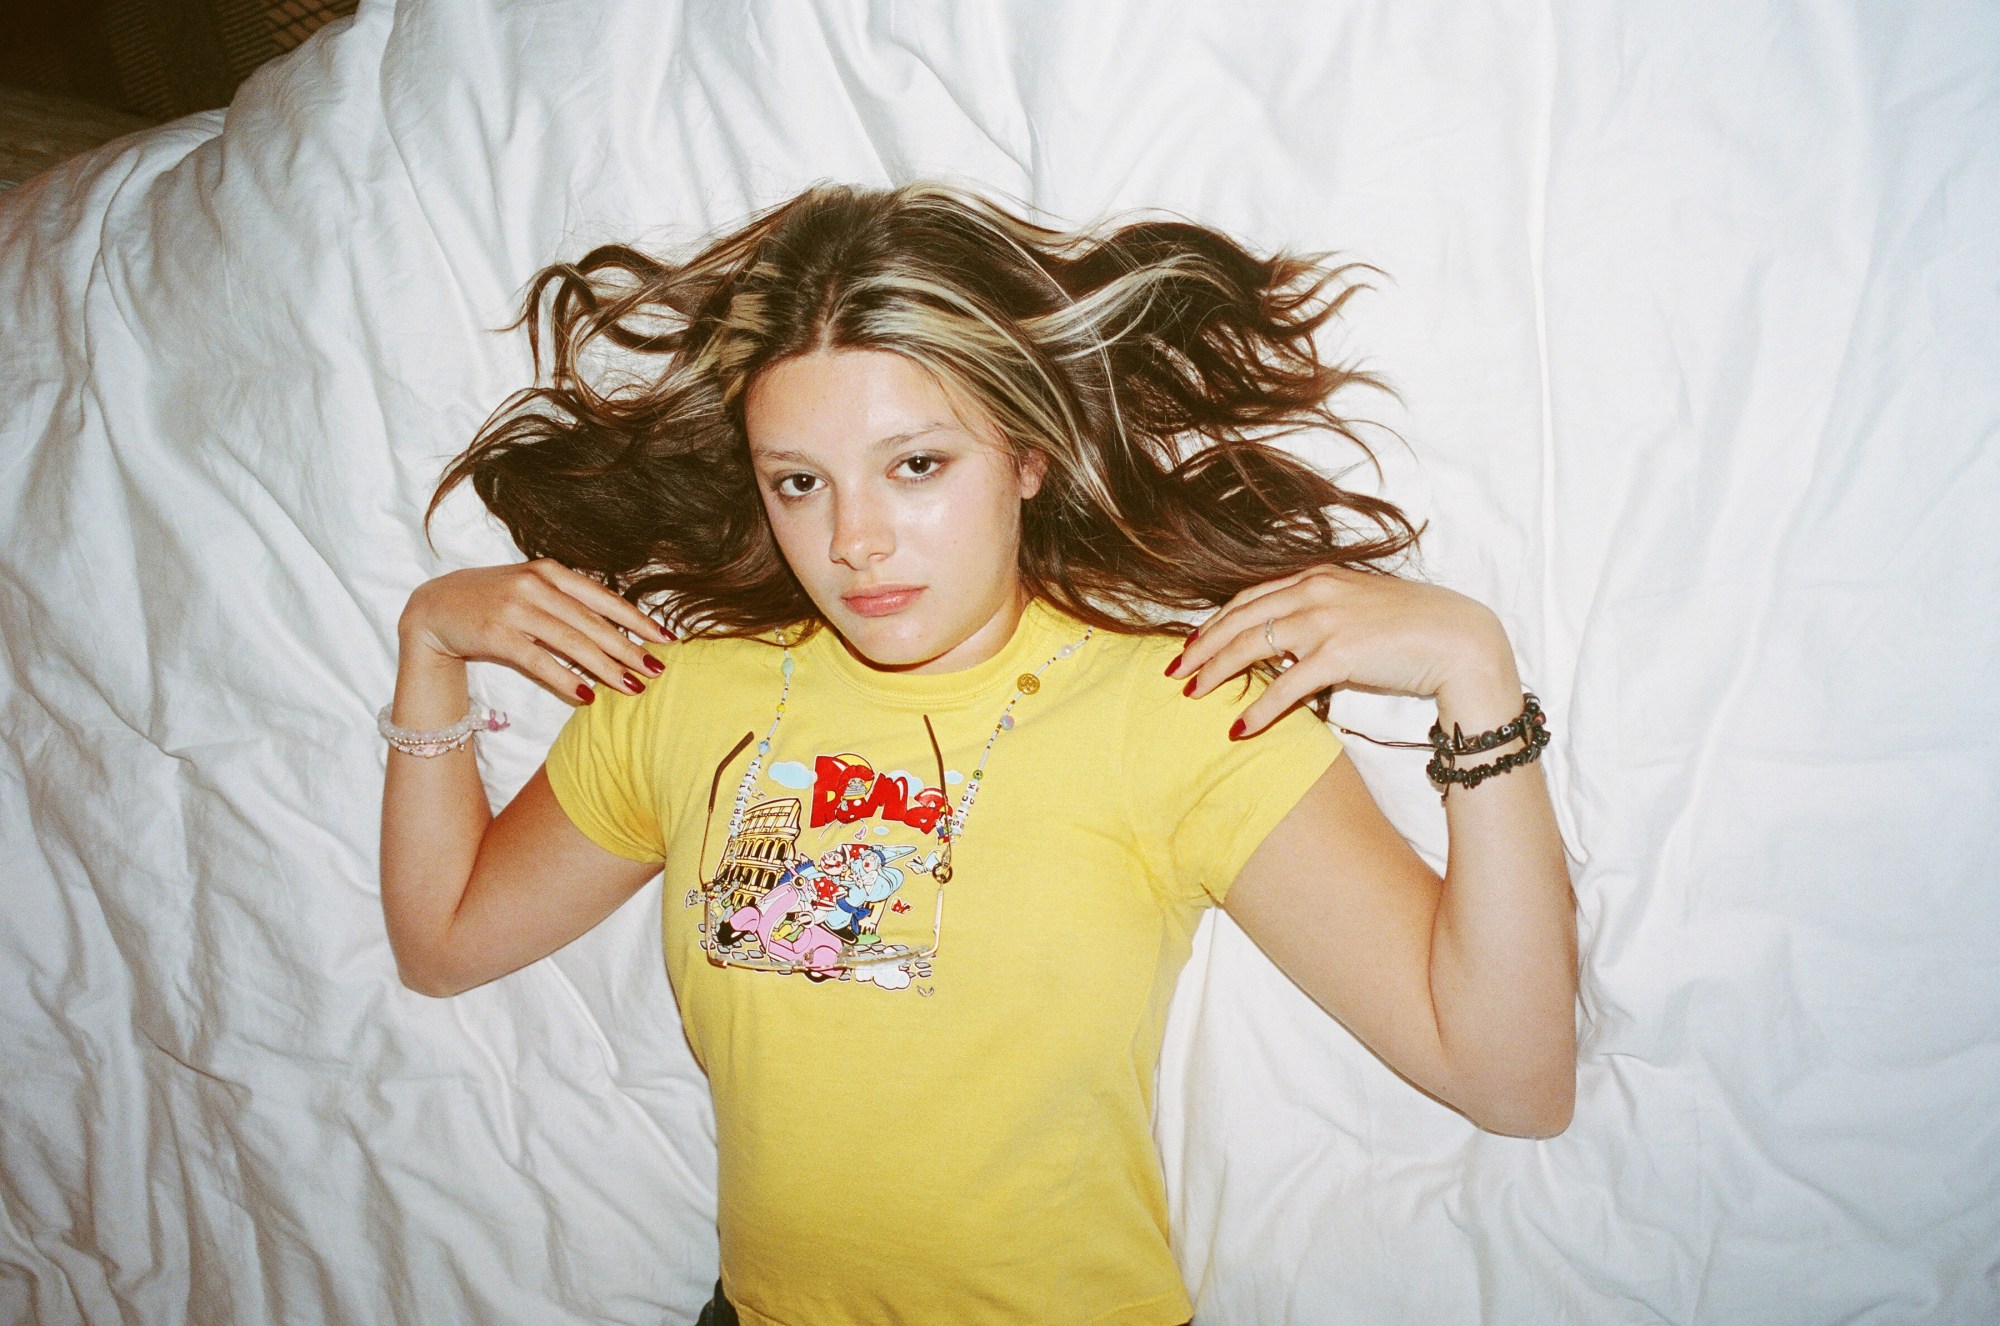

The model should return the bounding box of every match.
[1017,448,1049,500]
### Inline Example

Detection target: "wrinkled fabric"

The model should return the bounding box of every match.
[1,2,1995,1323]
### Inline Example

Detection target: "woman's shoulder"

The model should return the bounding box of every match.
[1085,623,1185,689]
[1052,615,1218,729]
[654,628,791,671]
[612,629,787,724]
[1076,613,1319,756]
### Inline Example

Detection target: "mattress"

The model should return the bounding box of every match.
[2,2,1996,1322]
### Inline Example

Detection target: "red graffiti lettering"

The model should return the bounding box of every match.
[809,754,946,834]
[904,787,949,835]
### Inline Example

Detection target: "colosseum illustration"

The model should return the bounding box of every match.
[711,797,802,911]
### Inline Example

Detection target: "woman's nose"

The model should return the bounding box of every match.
[829,493,894,568]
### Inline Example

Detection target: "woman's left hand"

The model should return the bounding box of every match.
[1167,565,1517,737]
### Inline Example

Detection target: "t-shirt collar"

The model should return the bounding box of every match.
[803,597,1076,710]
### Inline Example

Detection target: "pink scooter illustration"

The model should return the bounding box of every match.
[715,880,845,977]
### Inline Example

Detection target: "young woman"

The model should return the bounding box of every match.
[379,181,1576,1326]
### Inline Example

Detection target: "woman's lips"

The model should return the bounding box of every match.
[841,586,925,617]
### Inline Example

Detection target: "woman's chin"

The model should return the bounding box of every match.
[828,616,947,671]
[816,584,1023,674]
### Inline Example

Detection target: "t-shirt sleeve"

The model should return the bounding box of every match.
[1124,661,1345,907]
[542,671,669,866]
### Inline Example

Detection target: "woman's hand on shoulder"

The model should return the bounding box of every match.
[398,559,675,704]
[1167,564,1518,735]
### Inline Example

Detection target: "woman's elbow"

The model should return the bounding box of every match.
[395,958,462,998]
[1470,1074,1576,1139]
[391,938,475,998]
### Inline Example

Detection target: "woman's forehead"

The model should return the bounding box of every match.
[743,348,1001,461]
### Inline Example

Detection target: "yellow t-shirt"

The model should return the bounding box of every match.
[545,598,1342,1326]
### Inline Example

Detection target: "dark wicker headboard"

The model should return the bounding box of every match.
[1,0,358,121]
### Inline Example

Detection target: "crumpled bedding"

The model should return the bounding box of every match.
[2,2,1996,1322]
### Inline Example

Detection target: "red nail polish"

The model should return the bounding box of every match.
[1182,677,1198,697]
[642,655,665,675]
[1165,651,1184,677]
[1228,718,1246,740]
[576,684,595,704]
[622,671,645,693]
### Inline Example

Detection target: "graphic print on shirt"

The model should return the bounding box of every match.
[690,749,962,992]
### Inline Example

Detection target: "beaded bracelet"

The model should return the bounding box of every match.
[1424,692,1550,799]
[376,702,510,758]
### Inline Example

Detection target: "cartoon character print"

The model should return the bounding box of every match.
[699,748,950,992]
[834,759,876,820]
[806,842,918,939]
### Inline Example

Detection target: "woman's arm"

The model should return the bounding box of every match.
[1170,568,1577,1137]
[380,560,672,996]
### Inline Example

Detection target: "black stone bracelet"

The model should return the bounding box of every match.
[1425,692,1550,799]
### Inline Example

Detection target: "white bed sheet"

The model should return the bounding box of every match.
[3,2,1996,1322]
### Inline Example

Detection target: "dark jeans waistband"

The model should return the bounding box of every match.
[692,1280,1190,1325]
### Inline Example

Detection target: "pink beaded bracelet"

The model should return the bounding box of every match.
[375,703,510,758]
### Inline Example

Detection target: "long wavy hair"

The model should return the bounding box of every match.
[432,180,1420,695]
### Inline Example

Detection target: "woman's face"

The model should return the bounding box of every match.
[744,348,1043,673]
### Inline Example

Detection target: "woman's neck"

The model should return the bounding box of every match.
[836,586,1034,676]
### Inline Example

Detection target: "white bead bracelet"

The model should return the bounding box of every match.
[376,702,510,757]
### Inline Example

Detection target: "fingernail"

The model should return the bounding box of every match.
[576,684,595,704]
[1228,718,1246,740]
[1182,677,1198,697]
[641,655,665,675]
[1165,650,1183,677]
[622,671,645,693]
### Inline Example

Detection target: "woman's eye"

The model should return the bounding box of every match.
[899,453,945,480]
[772,474,820,500]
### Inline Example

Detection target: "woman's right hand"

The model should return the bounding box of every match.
[397,558,675,704]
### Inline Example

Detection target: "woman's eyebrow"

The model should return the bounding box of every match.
[752,424,956,465]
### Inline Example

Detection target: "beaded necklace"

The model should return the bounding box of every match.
[718,619,1095,890]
